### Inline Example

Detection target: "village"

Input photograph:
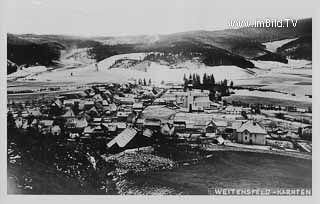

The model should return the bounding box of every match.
[6,75,313,194]
[7,76,312,157]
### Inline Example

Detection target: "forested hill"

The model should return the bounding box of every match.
[7,18,311,74]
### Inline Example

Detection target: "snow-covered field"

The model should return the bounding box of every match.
[236,60,312,96]
[263,38,297,52]
[9,53,255,85]
[60,48,95,65]
[7,66,47,80]
[8,52,312,103]
[98,53,148,69]
[252,59,312,70]
[22,62,254,85]
[232,89,311,103]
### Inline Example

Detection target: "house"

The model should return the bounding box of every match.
[65,117,88,132]
[51,125,61,136]
[69,132,80,139]
[91,125,106,138]
[127,112,137,123]
[94,102,104,111]
[142,90,156,99]
[77,100,86,110]
[78,111,91,122]
[61,108,75,118]
[114,96,135,105]
[96,86,106,92]
[225,121,242,140]
[102,100,109,107]
[206,120,227,135]
[82,124,106,138]
[153,98,166,105]
[38,120,54,134]
[15,117,23,128]
[63,99,77,107]
[173,120,186,132]
[119,104,133,112]
[107,127,138,149]
[110,122,127,131]
[160,123,175,136]
[116,111,130,122]
[83,126,95,138]
[300,126,312,141]
[84,101,95,109]
[225,106,242,115]
[144,118,161,131]
[109,103,117,112]
[187,121,206,133]
[103,123,117,136]
[136,118,144,129]
[133,102,143,112]
[52,99,62,109]
[152,87,162,96]
[88,106,99,117]
[27,109,41,117]
[143,128,153,138]
[21,111,29,118]
[296,108,307,113]
[21,119,29,130]
[93,94,103,102]
[185,89,211,112]
[30,119,38,127]
[74,117,89,128]
[237,121,268,145]
[194,97,212,110]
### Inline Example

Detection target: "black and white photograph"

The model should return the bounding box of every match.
[2,0,318,198]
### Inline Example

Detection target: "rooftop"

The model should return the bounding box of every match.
[237,121,267,134]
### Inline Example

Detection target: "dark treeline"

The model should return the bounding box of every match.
[7,60,19,74]
[8,42,63,66]
[7,34,101,72]
[87,40,255,68]
[7,34,66,67]
[88,44,138,62]
[143,41,254,68]
[253,52,288,64]
[7,34,65,67]
[183,73,233,101]
[277,36,312,60]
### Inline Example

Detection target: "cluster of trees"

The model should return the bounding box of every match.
[8,42,63,67]
[87,39,255,68]
[143,52,199,65]
[7,60,19,74]
[183,73,234,100]
[88,44,136,62]
[137,78,152,86]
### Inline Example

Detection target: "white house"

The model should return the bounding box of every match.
[237,121,268,145]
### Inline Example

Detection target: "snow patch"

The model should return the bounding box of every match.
[263,38,298,53]
[8,66,47,79]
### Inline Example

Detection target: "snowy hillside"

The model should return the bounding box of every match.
[263,38,297,52]
[10,53,254,85]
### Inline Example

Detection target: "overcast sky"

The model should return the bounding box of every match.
[5,0,314,37]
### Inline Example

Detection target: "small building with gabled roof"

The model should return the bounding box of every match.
[61,108,75,118]
[107,128,138,149]
[237,120,268,145]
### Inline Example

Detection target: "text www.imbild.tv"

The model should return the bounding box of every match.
[228,18,298,28]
